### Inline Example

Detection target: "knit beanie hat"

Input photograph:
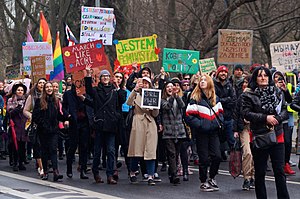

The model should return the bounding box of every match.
[233,64,244,73]
[216,65,228,77]
[99,70,111,78]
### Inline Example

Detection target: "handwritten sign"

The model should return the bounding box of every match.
[218,29,253,65]
[31,56,46,84]
[163,48,199,74]
[6,64,20,79]
[80,6,115,45]
[22,42,53,75]
[141,89,161,109]
[62,40,107,73]
[270,41,300,73]
[116,34,159,66]
[199,58,216,74]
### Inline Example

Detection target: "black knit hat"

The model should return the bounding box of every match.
[233,64,244,73]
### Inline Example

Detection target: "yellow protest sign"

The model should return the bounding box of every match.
[116,34,159,66]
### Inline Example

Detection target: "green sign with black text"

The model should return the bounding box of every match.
[163,48,199,74]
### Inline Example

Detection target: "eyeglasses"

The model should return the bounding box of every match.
[182,84,189,86]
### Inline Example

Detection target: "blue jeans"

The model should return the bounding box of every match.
[92,131,115,177]
[224,119,234,147]
[130,157,155,176]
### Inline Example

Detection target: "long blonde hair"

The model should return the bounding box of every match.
[190,74,216,106]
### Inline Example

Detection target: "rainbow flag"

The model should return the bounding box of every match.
[39,11,52,44]
[50,31,64,81]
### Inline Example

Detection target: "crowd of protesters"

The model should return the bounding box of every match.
[1,63,300,199]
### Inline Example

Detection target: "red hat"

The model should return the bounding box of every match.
[216,65,228,77]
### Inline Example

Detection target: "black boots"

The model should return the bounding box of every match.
[183,169,189,181]
[53,169,63,182]
[80,171,89,179]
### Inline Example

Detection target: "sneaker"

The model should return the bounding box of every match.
[242,179,251,191]
[289,160,296,167]
[284,163,296,175]
[208,178,219,191]
[200,182,214,192]
[130,175,138,184]
[249,178,255,189]
[142,174,149,182]
[148,177,155,186]
[154,173,162,182]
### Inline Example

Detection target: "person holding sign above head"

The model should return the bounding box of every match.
[160,81,186,185]
[185,74,224,192]
[127,77,159,186]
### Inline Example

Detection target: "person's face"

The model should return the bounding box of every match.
[44,83,53,95]
[218,71,228,81]
[174,83,181,94]
[199,76,208,89]
[182,83,190,91]
[114,73,123,85]
[256,70,269,87]
[52,82,59,93]
[242,79,249,91]
[62,84,66,92]
[16,86,24,97]
[100,75,110,85]
[165,83,174,96]
[67,77,72,83]
[273,73,282,84]
[0,82,4,90]
[37,79,46,92]
[183,75,191,81]
[142,80,150,89]
[234,68,243,78]
[142,70,150,78]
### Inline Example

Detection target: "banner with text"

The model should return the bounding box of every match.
[31,56,46,84]
[141,89,161,109]
[80,6,115,45]
[62,40,107,73]
[270,41,300,72]
[199,58,216,74]
[163,48,199,74]
[115,34,159,66]
[6,64,21,79]
[22,42,53,75]
[218,29,253,65]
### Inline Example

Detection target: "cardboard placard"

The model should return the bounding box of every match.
[141,89,161,109]
[22,42,53,75]
[218,29,253,65]
[62,40,107,73]
[31,56,46,84]
[116,34,159,66]
[199,58,216,74]
[6,64,21,79]
[80,6,115,45]
[163,48,199,74]
[270,41,300,73]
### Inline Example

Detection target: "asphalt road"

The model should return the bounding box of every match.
[0,154,300,199]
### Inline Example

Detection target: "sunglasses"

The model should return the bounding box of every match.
[184,78,190,80]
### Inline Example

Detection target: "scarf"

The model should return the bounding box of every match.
[254,86,279,114]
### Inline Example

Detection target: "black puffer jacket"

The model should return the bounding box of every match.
[233,92,246,133]
[84,77,126,133]
[242,88,288,137]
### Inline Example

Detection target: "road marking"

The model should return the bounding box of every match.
[35,191,79,196]
[0,185,44,199]
[0,171,123,199]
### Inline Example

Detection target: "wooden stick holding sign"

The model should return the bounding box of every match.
[141,88,161,109]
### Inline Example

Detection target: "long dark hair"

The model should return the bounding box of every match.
[114,71,125,88]
[248,66,274,91]
[40,82,58,110]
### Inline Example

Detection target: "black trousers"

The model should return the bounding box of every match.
[180,140,189,174]
[283,123,293,163]
[12,140,26,166]
[165,139,181,177]
[196,132,221,183]
[67,123,90,172]
[40,133,58,172]
[252,143,290,199]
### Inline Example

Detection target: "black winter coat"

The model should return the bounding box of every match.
[214,79,236,120]
[84,77,126,133]
[233,92,246,133]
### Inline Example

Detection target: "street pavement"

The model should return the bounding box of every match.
[0,154,300,199]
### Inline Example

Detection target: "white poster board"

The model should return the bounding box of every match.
[141,89,161,109]
[80,6,115,45]
[22,42,53,75]
[270,41,300,73]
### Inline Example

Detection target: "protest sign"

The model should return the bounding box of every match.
[31,56,46,84]
[62,40,107,73]
[141,89,161,109]
[6,64,20,79]
[115,34,159,66]
[163,48,199,74]
[72,70,86,95]
[199,58,216,74]
[218,29,253,65]
[80,6,115,45]
[22,42,53,75]
[270,41,300,73]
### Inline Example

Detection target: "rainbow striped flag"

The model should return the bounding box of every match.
[39,11,52,44]
[50,31,64,81]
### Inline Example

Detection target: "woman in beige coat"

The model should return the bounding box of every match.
[127,77,159,186]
